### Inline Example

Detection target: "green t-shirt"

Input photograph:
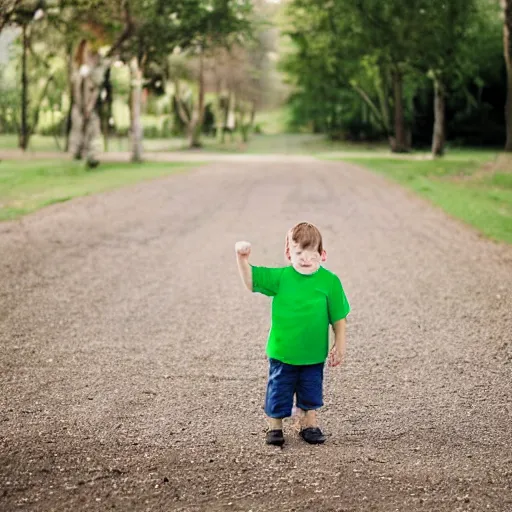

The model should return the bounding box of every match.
[252,265,350,365]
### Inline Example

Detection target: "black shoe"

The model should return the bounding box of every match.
[266,429,285,447]
[300,427,326,444]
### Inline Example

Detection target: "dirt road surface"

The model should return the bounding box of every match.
[1,160,511,511]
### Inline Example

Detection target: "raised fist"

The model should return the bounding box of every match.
[235,241,251,257]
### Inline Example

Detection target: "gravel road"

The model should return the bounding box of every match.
[1,159,511,511]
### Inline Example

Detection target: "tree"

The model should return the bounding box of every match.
[281,0,390,140]
[351,0,432,152]
[66,0,134,165]
[115,0,187,161]
[281,0,505,151]
[207,0,280,143]
[4,0,50,150]
[208,34,274,144]
[166,0,253,148]
[416,0,483,157]
[1,0,133,155]
[171,49,206,148]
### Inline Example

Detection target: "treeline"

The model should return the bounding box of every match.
[0,0,281,163]
[281,0,510,155]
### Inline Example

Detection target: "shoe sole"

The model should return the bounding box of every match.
[266,439,285,447]
[300,438,326,445]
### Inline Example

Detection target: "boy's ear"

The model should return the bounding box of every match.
[321,250,327,262]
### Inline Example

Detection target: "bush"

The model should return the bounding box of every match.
[115,126,130,137]
[38,116,67,136]
[142,116,177,138]
[143,125,160,138]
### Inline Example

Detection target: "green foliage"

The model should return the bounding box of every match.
[1,0,258,151]
[281,0,505,148]
[280,1,360,136]
[0,64,20,133]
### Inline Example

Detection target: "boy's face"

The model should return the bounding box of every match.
[287,241,325,275]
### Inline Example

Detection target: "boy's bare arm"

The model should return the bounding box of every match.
[329,318,347,367]
[235,241,252,291]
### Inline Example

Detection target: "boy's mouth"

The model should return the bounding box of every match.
[297,263,317,272]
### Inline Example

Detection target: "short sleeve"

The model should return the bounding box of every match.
[251,266,284,297]
[328,274,350,324]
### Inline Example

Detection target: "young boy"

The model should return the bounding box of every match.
[235,222,350,446]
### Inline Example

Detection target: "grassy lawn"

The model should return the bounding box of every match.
[203,133,390,155]
[0,133,389,155]
[0,160,197,221]
[0,134,187,153]
[341,152,512,244]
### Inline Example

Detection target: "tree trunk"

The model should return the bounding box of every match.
[188,120,202,148]
[69,39,104,166]
[432,75,446,157]
[65,43,74,152]
[250,103,256,127]
[104,68,113,152]
[198,51,205,127]
[173,80,190,125]
[173,70,204,149]
[236,99,246,143]
[129,57,143,162]
[20,24,29,151]
[189,49,205,149]
[220,91,233,144]
[351,82,389,136]
[215,80,224,143]
[391,69,409,153]
[503,0,512,151]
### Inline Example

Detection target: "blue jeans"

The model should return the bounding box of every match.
[264,358,325,419]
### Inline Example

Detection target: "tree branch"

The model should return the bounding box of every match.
[350,82,389,133]
[173,79,191,125]
[106,0,135,59]
[0,0,23,32]
[29,74,55,137]
[28,36,51,69]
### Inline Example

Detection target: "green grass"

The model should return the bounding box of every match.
[0,133,389,155]
[253,109,292,135]
[341,152,512,244]
[0,134,64,151]
[202,133,390,155]
[0,134,188,153]
[0,160,197,221]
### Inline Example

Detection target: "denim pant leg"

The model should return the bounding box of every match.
[295,362,324,411]
[264,359,298,419]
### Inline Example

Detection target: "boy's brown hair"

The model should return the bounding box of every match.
[286,222,324,255]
